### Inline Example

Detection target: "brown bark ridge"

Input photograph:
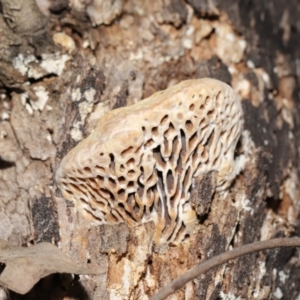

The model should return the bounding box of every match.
[0,0,300,299]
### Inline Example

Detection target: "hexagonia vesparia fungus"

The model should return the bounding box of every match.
[56,78,243,246]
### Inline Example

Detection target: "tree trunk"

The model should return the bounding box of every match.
[0,0,300,299]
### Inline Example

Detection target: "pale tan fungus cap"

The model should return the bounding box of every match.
[56,78,243,246]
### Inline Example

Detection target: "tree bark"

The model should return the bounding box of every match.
[0,0,300,299]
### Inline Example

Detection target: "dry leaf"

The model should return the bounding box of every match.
[0,239,97,294]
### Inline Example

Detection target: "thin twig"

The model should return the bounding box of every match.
[150,237,300,300]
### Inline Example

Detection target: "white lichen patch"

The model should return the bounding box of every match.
[72,88,82,102]
[70,126,83,142]
[247,60,255,69]
[278,270,289,284]
[13,52,70,79]
[1,112,9,121]
[30,85,49,111]
[84,88,96,103]
[78,100,94,117]
[182,37,193,49]
[273,287,283,299]
[40,53,70,76]
[12,54,37,76]
[56,79,244,246]
[241,197,253,213]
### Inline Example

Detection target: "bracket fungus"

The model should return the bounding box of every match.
[56,78,243,246]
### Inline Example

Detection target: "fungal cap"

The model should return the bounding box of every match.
[56,78,243,246]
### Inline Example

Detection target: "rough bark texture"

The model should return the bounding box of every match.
[0,0,300,299]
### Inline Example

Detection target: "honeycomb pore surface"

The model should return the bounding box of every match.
[56,78,244,246]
